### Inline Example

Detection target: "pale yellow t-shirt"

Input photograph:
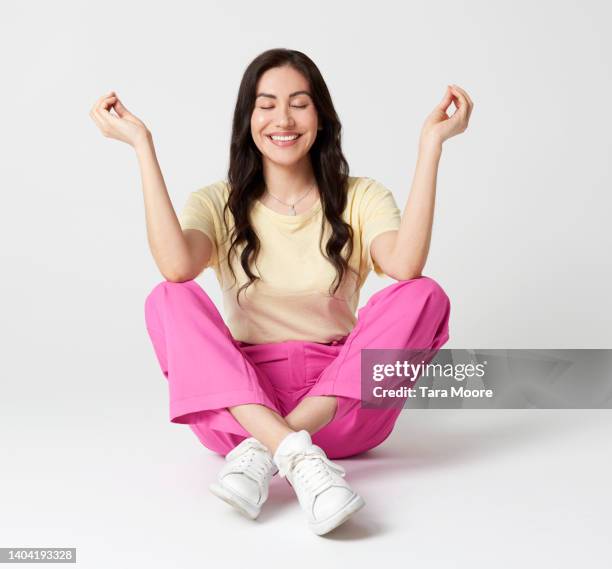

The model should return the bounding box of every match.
[178,176,402,344]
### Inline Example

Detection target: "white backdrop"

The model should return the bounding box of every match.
[2,1,610,358]
[1,1,611,565]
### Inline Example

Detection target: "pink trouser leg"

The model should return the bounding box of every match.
[306,275,451,458]
[144,280,283,455]
[144,275,450,460]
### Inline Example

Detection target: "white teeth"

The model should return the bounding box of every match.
[270,134,299,141]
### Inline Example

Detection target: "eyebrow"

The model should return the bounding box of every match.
[255,90,312,100]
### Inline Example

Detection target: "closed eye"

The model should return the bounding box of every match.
[259,105,309,110]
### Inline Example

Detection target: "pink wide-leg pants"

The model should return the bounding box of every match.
[144,276,451,459]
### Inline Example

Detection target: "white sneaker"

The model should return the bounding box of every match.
[209,437,278,519]
[273,430,365,535]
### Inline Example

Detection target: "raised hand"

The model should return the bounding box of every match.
[89,91,150,147]
[420,84,474,147]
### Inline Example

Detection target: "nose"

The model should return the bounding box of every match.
[275,105,295,128]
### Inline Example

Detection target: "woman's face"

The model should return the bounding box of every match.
[251,65,319,168]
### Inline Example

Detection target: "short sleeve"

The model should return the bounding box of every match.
[178,190,218,268]
[360,178,402,277]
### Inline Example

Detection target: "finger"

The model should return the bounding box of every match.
[96,106,118,127]
[91,108,111,136]
[99,95,118,113]
[112,98,131,118]
[456,86,474,121]
[93,92,116,112]
[451,84,474,111]
[450,87,471,124]
[449,86,472,128]
[436,86,454,112]
[449,86,468,120]
[464,90,473,108]
[93,106,121,136]
[92,91,115,110]
[449,85,466,108]
[93,97,111,116]
[92,107,109,129]
[94,104,119,126]
[89,107,104,130]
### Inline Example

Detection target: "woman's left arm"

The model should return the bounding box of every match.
[372,84,474,280]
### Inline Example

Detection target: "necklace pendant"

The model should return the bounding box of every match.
[290,205,297,215]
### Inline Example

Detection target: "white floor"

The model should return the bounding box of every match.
[3,409,611,568]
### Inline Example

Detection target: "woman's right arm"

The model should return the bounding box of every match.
[90,91,212,281]
[135,134,213,282]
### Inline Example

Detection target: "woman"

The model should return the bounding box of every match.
[89,48,473,536]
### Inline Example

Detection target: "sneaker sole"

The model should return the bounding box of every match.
[309,493,366,536]
[209,482,261,520]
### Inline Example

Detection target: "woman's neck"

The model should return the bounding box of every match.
[261,156,317,202]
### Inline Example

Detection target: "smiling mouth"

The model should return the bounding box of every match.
[266,134,302,141]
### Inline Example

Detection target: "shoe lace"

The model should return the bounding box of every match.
[238,453,273,482]
[279,450,346,495]
[227,440,275,484]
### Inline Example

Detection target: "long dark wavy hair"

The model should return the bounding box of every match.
[222,48,359,307]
